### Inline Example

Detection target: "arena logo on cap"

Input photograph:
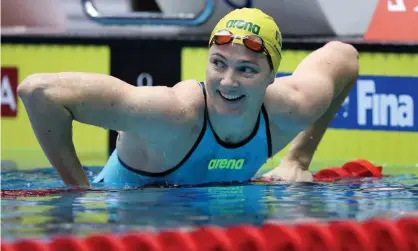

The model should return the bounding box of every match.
[226,20,260,35]
[1,67,18,117]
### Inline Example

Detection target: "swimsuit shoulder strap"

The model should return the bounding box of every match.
[197,81,207,101]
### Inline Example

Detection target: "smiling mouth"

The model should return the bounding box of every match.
[217,91,245,101]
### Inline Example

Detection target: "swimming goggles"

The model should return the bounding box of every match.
[210,29,273,70]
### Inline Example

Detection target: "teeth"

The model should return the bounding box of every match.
[220,92,242,100]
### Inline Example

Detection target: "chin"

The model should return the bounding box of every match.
[214,105,244,117]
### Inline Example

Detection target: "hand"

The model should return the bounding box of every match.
[260,159,313,182]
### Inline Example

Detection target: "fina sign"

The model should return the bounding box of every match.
[1,67,18,117]
[357,79,414,128]
[330,75,417,132]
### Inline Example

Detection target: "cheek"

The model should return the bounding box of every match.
[205,71,221,90]
[249,86,264,96]
[245,82,268,99]
[206,65,222,80]
[204,79,218,95]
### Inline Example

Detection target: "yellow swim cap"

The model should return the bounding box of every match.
[209,8,283,74]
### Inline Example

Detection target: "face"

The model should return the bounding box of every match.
[205,43,274,118]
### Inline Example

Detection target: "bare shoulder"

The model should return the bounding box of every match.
[171,79,206,124]
[122,79,206,144]
[265,41,359,132]
[172,80,205,104]
[264,76,309,133]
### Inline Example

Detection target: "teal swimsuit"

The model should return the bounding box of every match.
[93,82,272,187]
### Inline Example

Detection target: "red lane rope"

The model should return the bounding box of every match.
[2,217,417,251]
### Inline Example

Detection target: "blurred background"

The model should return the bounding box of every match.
[1,0,418,172]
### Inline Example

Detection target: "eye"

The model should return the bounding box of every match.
[238,66,257,74]
[212,59,227,69]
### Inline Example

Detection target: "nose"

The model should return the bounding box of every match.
[220,68,239,88]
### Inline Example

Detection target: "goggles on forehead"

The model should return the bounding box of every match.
[209,29,273,70]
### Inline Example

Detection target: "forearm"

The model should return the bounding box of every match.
[18,80,90,187]
[285,80,355,170]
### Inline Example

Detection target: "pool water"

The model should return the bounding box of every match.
[1,165,418,241]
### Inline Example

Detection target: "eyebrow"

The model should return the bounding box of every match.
[212,52,259,66]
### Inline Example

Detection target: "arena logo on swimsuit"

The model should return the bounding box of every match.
[208,158,245,170]
[226,20,260,35]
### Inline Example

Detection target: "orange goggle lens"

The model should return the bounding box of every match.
[244,35,264,52]
[213,34,234,45]
[213,34,264,53]
[210,30,273,70]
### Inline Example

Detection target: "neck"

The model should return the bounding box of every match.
[208,108,261,144]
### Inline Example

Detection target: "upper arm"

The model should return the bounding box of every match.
[292,41,359,98]
[265,41,359,130]
[19,72,198,138]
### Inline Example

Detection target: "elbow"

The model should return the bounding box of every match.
[326,41,359,79]
[325,41,359,58]
[17,73,54,101]
[325,41,359,63]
